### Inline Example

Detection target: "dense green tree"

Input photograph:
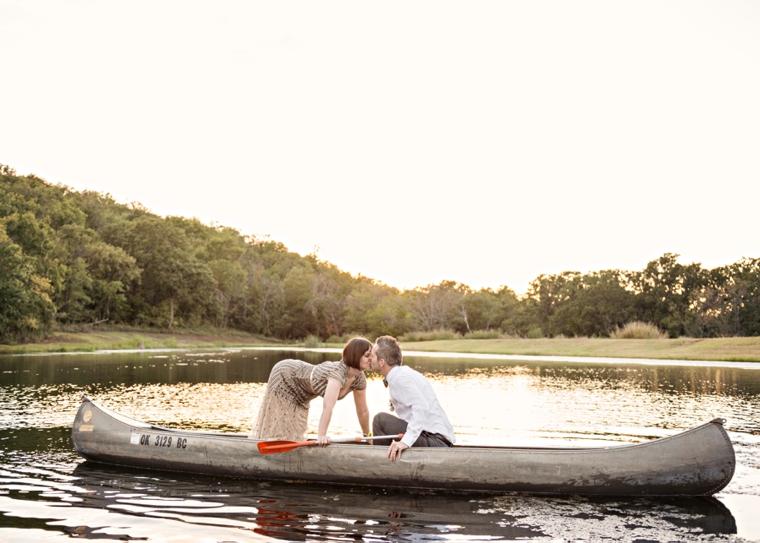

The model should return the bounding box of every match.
[343,279,408,339]
[78,190,134,233]
[0,223,54,341]
[401,281,469,332]
[689,258,760,337]
[251,270,286,336]
[549,270,636,337]
[730,258,760,337]
[460,289,500,332]
[305,261,353,338]
[523,271,581,337]
[208,259,246,328]
[103,216,218,328]
[630,253,708,337]
[493,286,524,335]
[280,265,319,338]
[84,242,141,322]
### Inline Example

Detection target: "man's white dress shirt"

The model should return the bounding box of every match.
[385,365,456,448]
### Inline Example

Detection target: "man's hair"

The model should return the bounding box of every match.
[375,335,402,367]
[342,337,372,370]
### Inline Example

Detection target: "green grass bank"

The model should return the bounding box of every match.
[2,331,759,362]
[400,336,760,363]
[0,330,281,355]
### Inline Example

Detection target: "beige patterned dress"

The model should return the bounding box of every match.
[249,359,367,440]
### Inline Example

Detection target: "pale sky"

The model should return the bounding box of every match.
[1,1,758,294]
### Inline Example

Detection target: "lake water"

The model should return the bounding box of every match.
[1,348,759,542]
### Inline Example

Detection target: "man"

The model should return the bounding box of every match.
[369,335,455,462]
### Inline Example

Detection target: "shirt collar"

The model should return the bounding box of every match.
[385,365,401,384]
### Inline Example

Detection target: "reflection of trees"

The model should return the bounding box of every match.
[531,365,751,397]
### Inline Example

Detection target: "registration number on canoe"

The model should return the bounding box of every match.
[130,433,188,449]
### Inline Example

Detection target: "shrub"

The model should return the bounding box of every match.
[612,321,667,339]
[399,328,462,342]
[464,330,503,339]
[526,326,544,339]
[112,335,149,350]
[303,335,321,348]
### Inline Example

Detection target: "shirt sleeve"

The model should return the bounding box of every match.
[312,362,347,397]
[323,362,347,386]
[392,377,431,448]
[351,371,367,391]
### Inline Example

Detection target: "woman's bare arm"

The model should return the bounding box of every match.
[317,378,341,446]
[353,387,371,436]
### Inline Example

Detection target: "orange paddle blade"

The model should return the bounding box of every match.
[257,440,317,455]
[256,433,405,455]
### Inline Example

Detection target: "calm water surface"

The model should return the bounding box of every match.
[1,348,759,542]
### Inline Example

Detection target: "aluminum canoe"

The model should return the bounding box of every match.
[71,396,735,496]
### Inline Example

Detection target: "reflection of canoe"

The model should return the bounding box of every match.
[71,396,735,496]
[71,462,737,540]
[71,462,545,540]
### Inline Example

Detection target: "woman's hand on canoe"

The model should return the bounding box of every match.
[317,435,331,447]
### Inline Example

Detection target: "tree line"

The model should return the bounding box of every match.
[2,164,759,343]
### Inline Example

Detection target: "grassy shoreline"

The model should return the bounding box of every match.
[0,330,282,355]
[401,336,760,362]
[2,331,759,362]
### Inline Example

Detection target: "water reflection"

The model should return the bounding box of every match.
[1,349,760,541]
[0,457,740,542]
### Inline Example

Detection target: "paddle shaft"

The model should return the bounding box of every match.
[258,434,403,454]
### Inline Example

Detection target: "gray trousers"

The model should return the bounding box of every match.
[372,412,451,447]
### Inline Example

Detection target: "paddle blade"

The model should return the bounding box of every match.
[257,440,317,455]
[257,433,405,454]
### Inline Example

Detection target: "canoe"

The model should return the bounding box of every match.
[71,395,736,496]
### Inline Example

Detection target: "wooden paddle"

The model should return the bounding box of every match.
[257,434,404,455]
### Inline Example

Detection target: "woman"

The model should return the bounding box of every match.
[249,337,373,445]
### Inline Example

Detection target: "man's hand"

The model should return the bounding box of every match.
[317,435,331,447]
[387,440,408,462]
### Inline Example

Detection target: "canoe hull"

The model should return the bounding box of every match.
[71,397,735,496]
